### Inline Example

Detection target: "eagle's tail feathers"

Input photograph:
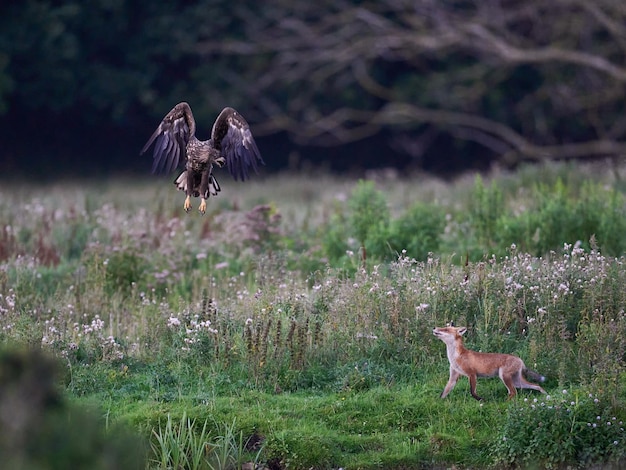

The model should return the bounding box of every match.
[208,175,221,197]
[174,171,187,192]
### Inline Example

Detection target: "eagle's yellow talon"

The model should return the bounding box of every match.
[198,199,207,214]
[184,196,192,213]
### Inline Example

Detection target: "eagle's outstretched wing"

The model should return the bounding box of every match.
[211,107,264,181]
[140,102,196,174]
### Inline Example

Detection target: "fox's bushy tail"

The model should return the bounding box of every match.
[524,368,546,383]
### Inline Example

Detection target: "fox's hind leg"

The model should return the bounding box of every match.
[500,370,517,399]
[513,370,546,394]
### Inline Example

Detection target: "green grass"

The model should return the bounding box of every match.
[81,364,510,469]
[2,163,626,468]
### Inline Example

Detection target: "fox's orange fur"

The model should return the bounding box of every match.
[432,326,546,400]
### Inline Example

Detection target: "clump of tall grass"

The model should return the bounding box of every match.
[151,414,263,470]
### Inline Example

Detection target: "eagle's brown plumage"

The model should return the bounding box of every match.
[140,102,264,213]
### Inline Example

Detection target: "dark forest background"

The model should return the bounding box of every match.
[1,0,625,179]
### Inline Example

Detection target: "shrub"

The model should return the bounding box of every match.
[389,202,446,261]
[468,175,505,249]
[347,180,390,261]
[103,250,147,297]
[493,391,626,468]
[320,212,350,266]
[496,180,626,257]
[52,219,93,261]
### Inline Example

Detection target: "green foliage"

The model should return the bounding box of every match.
[517,179,588,254]
[467,177,626,258]
[347,180,390,256]
[321,181,446,265]
[576,313,626,395]
[320,212,350,264]
[469,175,505,249]
[103,250,147,296]
[265,429,339,469]
[389,202,446,261]
[53,219,93,260]
[493,392,626,468]
[336,360,396,392]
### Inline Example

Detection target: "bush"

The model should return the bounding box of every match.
[468,175,505,249]
[389,202,446,261]
[347,180,390,261]
[320,212,351,266]
[104,250,147,297]
[495,179,626,257]
[493,391,626,468]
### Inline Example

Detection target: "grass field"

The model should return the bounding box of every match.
[1,162,626,469]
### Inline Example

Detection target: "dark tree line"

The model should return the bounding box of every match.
[1,0,625,177]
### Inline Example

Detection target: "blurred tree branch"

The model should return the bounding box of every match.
[196,0,626,166]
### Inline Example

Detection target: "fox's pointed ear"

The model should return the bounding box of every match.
[458,327,467,335]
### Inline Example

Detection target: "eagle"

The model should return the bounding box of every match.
[141,102,264,214]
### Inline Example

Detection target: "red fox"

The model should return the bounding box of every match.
[432,326,546,400]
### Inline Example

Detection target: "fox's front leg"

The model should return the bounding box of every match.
[441,368,460,398]
[468,374,483,401]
